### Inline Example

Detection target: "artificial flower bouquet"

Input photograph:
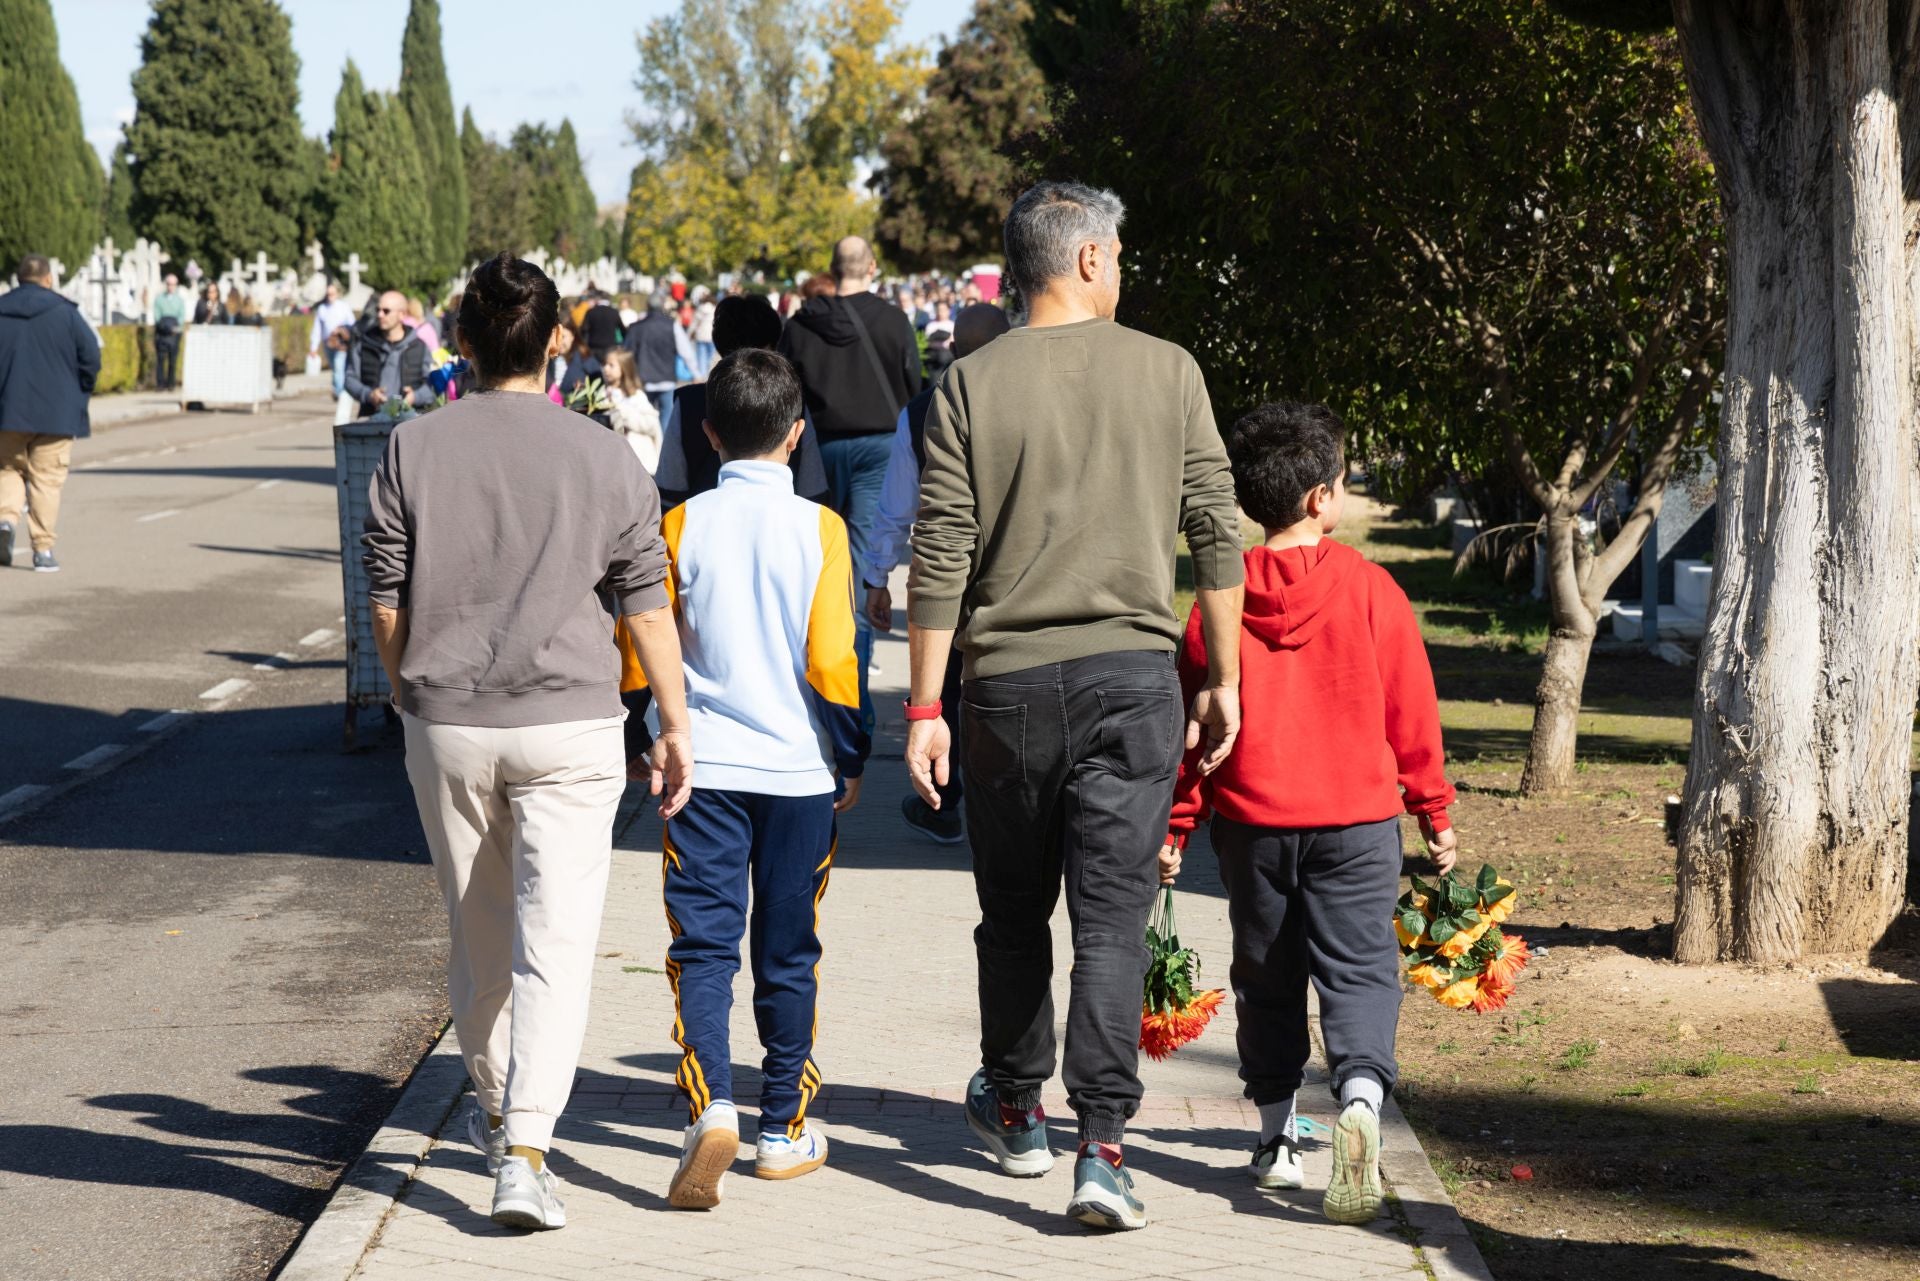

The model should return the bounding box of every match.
[1397,863,1530,1012]
[1140,886,1225,1060]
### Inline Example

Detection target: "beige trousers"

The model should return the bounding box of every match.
[402,712,628,1151]
[0,433,73,553]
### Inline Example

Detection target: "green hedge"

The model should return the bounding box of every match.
[95,313,316,393]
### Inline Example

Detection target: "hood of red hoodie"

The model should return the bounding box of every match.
[1241,540,1364,650]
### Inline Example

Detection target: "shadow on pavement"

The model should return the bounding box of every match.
[80,464,336,487]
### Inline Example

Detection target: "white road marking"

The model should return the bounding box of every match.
[299,628,341,647]
[252,653,295,671]
[255,479,283,490]
[199,678,251,701]
[138,711,186,733]
[64,745,125,771]
[136,509,181,523]
[0,784,50,812]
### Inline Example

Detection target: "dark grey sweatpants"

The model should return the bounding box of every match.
[962,650,1183,1144]
[1209,814,1404,1104]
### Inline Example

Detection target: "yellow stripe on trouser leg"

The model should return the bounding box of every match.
[787,840,836,1139]
[662,827,712,1121]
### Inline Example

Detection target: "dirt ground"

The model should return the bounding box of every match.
[1342,498,1920,1280]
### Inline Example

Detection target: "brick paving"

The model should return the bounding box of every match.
[342,626,1443,1280]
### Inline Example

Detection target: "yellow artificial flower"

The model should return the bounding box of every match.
[1436,974,1482,1009]
[1482,882,1517,924]
[1436,917,1493,959]
[1406,961,1450,991]
[1396,918,1430,949]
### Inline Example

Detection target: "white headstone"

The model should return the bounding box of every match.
[248,251,279,300]
[306,240,326,274]
[341,251,369,308]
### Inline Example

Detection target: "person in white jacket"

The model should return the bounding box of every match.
[601,349,662,473]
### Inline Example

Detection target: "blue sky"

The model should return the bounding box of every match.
[53,0,965,207]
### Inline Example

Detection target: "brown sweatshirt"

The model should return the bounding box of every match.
[362,388,669,727]
[908,317,1244,678]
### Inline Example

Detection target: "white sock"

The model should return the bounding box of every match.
[1340,1074,1384,1114]
[1257,1097,1297,1143]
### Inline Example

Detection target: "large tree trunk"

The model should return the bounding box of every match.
[1672,1,1918,963]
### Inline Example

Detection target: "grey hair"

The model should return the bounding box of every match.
[1002,181,1125,299]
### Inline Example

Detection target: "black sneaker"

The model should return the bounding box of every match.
[32,549,59,573]
[1249,1132,1304,1189]
[901,794,965,844]
[0,522,12,567]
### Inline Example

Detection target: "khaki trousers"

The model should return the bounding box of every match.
[402,712,627,1151]
[0,433,73,553]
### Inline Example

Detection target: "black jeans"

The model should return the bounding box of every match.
[1210,814,1404,1104]
[962,650,1182,1144]
[154,335,179,390]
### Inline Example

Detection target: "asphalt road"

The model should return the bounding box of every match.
[0,398,447,1280]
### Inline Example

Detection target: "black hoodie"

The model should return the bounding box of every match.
[0,283,100,439]
[777,291,924,442]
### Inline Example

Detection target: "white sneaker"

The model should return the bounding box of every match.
[1249,1132,1304,1189]
[491,1155,566,1230]
[466,1106,506,1173]
[669,1101,740,1209]
[755,1119,829,1180]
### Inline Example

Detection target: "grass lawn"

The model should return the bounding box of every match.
[1188,494,1920,1280]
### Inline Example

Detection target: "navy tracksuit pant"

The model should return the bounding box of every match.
[662,788,835,1135]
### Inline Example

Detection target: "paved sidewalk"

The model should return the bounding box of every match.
[326,620,1478,1281]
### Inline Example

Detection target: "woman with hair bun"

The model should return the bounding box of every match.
[362,251,694,1232]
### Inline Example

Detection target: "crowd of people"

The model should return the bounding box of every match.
[354,179,1461,1242]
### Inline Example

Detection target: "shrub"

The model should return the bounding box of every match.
[95,324,142,394]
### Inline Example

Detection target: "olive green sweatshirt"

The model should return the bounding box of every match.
[908,317,1244,679]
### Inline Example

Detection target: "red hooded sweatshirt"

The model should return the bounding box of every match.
[1166,540,1453,846]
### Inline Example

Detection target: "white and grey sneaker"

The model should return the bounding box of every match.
[755,1119,829,1180]
[491,1155,566,1230]
[466,1106,506,1173]
[669,1101,740,1209]
[1249,1132,1305,1189]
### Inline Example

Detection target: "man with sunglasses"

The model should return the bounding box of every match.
[344,289,437,418]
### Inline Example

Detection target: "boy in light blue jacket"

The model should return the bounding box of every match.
[633,348,869,1210]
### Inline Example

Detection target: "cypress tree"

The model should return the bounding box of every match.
[400,0,468,279]
[463,108,534,259]
[323,62,434,295]
[127,0,306,270]
[0,0,103,270]
[516,120,600,260]
[104,139,137,251]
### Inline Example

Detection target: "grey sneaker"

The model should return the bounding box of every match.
[465,1106,506,1173]
[1323,1100,1383,1224]
[964,1069,1053,1176]
[1067,1150,1147,1230]
[491,1155,566,1230]
[0,522,12,567]
[31,549,58,573]
[1249,1132,1305,1189]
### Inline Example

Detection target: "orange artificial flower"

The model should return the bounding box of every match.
[1436,974,1483,1009]
[1483,932,1531,987]
[1407,960,1450,991]
[1140,989,1225,1061]
[1436,917,1493,959]
[1482,883,1517,925]
[1470,974,1514,1013]
[1396,917,1431,949]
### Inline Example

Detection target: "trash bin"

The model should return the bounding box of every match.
[333,416,398,747]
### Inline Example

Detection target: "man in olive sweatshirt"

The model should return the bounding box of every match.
[905,181,1247,1232]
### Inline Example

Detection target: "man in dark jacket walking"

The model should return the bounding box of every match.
[344,291,437,419]
[621,291,680,421]
[0,255,101,572]
[778,236,923,723]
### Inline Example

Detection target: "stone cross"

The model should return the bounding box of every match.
[47,258,65,291]
[228,258,244,295]
[249,251,278,299]
[342,251,366,296]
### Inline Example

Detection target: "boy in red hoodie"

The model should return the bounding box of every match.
[1161,401,1458,1225]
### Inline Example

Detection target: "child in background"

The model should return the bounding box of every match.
[601,349,662,473]
[636,348,870,1209]
[1161,400,1457,1225]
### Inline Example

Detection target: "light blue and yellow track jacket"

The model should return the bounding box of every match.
[619,459,868,795]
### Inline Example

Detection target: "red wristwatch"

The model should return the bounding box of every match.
[903,699,944,722]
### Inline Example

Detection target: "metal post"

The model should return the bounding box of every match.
[1640,504,1661,652]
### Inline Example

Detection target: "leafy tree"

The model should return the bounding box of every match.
[103,138,137,251]
[871,0,1049,271]
[400,0,469,278]
[462,108,535,259]
[323,61,434,294]
[1025,0,1723,797]
[0,0,104,269]
[127,0,307,270]
[520,119,599,260]
[1567,1,1920,962]
[625,0,923,277]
